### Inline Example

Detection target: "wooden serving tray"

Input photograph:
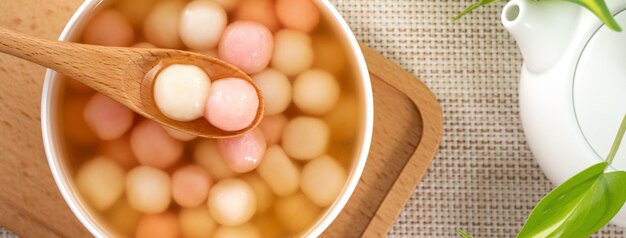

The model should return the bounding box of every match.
[321,45,443,237]
[0,1,443,237]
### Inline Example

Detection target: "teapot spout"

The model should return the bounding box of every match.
[502,0,581,73]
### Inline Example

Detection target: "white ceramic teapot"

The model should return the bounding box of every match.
[502,0,626,226]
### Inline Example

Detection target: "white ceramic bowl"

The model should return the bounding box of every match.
[41,1,374,237]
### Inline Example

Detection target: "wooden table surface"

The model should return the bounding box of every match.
[0,2,443,238]
[0,1,91,237]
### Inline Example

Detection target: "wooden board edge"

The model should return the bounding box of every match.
[359,43,444,236]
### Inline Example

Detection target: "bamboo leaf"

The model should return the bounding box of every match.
[453,0,501,20]
[454,0,622,31]
[455,229,475,238]
[564,0,622,31]
[516,163,626,237]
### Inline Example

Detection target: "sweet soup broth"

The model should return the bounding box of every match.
[59,0,362,237]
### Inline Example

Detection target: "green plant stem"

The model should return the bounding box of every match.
[455,229,474,238]
[606,114,626,165]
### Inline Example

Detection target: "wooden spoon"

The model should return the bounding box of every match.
[0,27,264,138]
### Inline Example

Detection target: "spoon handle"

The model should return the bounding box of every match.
[0,27,126,73]
[0,27,146,107]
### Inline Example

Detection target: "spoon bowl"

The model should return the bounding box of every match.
[0,27,264,138]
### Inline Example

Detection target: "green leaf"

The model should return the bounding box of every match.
[606,114,626,165]
[454,0,622,31]
[516,162,626,238]
[453,0,501,20]
[564,0,622,31]
[455,229,475,238]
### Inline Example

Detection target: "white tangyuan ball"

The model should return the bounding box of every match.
[258,114,288,146]
[179,207,218,238]
[153,64,211,121]
[275,0,320,32]
[193,139,236,180]
[300,155,347,207]
[208,179,256,226]
[162,125,197,141]
[212,0,239,11]
[241,173,275,214]
[282,117,330,160]
[274,193,321,232]
[105,199,141,236]
[252,69,291,115]
[179,0,227,50]
[293,69,340,115]
[271,29,314,76]
[114,0,155,28]
[143,0,185,48]
[126,166,171,214]
[213,223,260,238]
[256,145,300,196]
[76,156,125,211]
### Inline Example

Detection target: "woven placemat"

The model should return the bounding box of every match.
[330,0,625,237]
[0,229,14,238]
[1,0,625,237]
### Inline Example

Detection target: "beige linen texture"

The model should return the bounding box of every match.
[332,0,625,237]
[1,1,625,238]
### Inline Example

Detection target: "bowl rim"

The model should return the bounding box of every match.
[42,0,110,236]
[304,1,373,237]
[41,0,374,237]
